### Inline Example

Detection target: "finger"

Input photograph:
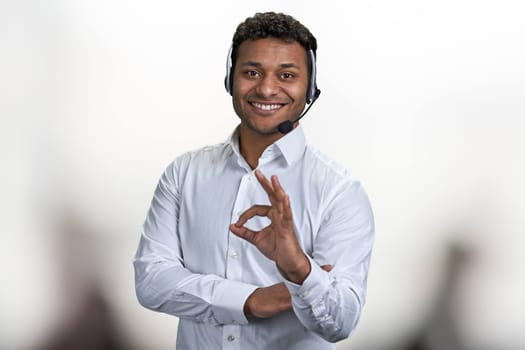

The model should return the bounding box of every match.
[231,223,273,247]
[271,175,287,201]
[255,170,278,203]
[271,175,287,213]
[230,223,260,243]
[282,194,293,224]
[235,205,271,227]
[321,264,333,272]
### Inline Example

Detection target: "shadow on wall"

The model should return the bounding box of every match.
[403,243,470,350]
[35,212,129,350]
[37,285,125,350]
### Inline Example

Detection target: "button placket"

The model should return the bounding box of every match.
[227,172,253,280]
[223,324,241,350]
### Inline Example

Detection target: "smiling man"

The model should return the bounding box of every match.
[231,36,311,169]
[134,12,374,349]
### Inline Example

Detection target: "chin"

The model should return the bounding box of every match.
[241,118,281,136]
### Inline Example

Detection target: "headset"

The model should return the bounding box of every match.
[224,44,321,133]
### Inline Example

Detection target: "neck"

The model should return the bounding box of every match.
[238,124,287,169]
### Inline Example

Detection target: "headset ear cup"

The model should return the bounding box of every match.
[228,68,233,95]
[307,49,318,104]
[225,45,233,95]
[224,75,230,94]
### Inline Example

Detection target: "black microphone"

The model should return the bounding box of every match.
[277,89,321,134]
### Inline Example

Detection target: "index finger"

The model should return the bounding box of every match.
[235,204,271,227]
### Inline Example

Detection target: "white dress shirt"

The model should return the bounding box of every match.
[134,125,374,350]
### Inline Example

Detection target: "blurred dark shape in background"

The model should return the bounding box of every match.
[37,285,125,350]
[404,242,470,350]
[35,212,128,350]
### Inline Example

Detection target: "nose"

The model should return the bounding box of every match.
[255,74,279,97]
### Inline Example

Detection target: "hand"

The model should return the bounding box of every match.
[230,170,310,284]
[244,266,333,319]
[244,283,291,318]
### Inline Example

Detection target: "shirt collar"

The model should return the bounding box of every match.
[273,125,306,166]
[227,125,307,167]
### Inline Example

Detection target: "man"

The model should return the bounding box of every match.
[134,12,374,349]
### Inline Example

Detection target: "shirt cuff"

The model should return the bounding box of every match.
[283,255,330,307]
[212,279,258,325]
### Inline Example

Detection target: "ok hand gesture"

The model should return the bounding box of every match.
[230,170,311,284]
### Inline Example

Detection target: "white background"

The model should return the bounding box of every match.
[2,1,524,349]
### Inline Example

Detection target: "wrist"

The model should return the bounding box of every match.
[278,254,311,285]
[243,289,258,317]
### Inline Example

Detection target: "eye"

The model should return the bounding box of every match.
[280,72,295,80]
[245,70,260,78]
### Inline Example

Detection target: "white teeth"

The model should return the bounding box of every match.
[252,102,282,111]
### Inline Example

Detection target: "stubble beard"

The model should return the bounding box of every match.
[239,114,282,136]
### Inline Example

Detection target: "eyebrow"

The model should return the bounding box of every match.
[240,61,302,70]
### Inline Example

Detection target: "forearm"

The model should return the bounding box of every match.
[134,252,258,325]
[134,161,260,325]
[284,256,364,342]
[243,282,292,318]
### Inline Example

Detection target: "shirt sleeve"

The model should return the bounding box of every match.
[133,161,258,326]
[283,179,375,342]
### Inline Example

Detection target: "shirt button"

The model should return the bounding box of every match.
[227,335,235,342]
[230,251,238,259]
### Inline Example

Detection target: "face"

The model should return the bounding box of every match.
[232,37,309,136]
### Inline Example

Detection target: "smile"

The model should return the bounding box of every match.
[250,102,284,111]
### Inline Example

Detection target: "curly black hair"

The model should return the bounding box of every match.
[230,12,317,69]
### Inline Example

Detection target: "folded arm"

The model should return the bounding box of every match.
[133,163,259,325]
